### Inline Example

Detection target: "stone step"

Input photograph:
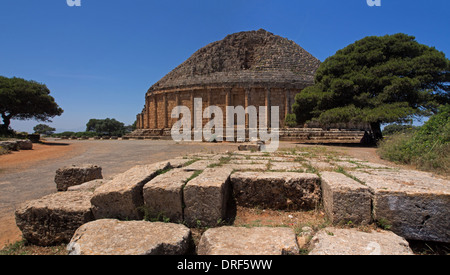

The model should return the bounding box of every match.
[67,219,192,255]
[15,191,95,246]
[309,228,414,255]
[230,172,321,210]
[183,167,233,227]
[197,226,300,255]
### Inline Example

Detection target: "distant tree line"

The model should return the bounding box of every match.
[38,118,136,138]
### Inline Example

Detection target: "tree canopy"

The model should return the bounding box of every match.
[33,124,56,135]
[0,76,63,133]
[292,33,450,141]
[86,118,127,137]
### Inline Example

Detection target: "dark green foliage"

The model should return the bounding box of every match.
[378,105,449,174]
[293,34,450,140]
[86,118,126,137]
[382,124,418,136]
[0,76,63,131]
[33,124,56,135]
[285,113,298,128]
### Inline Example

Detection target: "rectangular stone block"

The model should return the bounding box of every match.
[55,164,103,192]
[351,170,450,243]
[183,167,233,227]
[91,161,171,220]
[15,192,94,246]
[320,172,372,225]
[230,172,321,210]
[143,169,194,222]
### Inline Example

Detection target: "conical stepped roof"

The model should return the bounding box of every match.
[149,29,321,92]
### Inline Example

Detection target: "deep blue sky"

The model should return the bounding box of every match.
[1,0,449,132]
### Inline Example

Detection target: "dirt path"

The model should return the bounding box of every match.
[0,139,238,249]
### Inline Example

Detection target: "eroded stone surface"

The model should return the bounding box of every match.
[309,228,414,255]
[230,172,321,210]
[67,219,192,255]
[351,170,450,243]
[15,191,94,246]
[197,226,300,255]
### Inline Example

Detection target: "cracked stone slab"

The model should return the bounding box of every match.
[143,169,195,222]
[350,170,450,243]
[67,219,192,255]
[197,226,300,255]
[91,161,171,220]
[309,228,414,255]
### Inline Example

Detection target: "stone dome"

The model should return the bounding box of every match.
[148,29,321,92]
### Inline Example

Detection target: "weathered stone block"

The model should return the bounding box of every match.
[351,170,450,243]
[309,228,414,255]
[55,164,103,192]
[67,219,192,255]
[183,167,233,227]
[320,172,372,225]
[15,192,94,246]
[230,172,321,210]
[143,169,195,222]
[91,162,170,220]
[197,226,300,255]
[67,179,110,192]
[16,140,33,150]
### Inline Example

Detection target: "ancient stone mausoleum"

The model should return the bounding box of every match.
[131,29,366,142]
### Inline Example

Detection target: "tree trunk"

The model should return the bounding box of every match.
[1,113,11,131]
[370,121,383,142]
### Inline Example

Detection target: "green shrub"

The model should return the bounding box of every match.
[382,124,418,136]
[285,113,298,128]
[378,105,449,174]
[0,145,10,155]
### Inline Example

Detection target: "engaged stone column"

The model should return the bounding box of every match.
[163,93,168,129]
[265,87,271,128]
[245,88,250,129]
[153,95,157,129]
[147,95,151,129]
[285,89,290,117]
